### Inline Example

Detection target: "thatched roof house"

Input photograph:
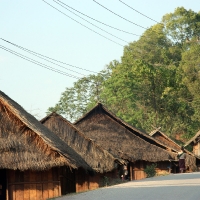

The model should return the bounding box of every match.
[185,130,200,150]
[40,112,121,173]
[74,103,176,163]
[185,130,200,163]
[0,90,90,171]
[150,128,181,152]
[150,128,197,172]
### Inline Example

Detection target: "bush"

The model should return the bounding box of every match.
[103,176,109,187]
[144,164,157,178]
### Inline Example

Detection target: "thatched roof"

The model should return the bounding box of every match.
[41,112,123,173]
[74,103,177,162]
[185,130,200,147]
[150,128,197,171]
[149,128,181,152]
[0,90,91,171]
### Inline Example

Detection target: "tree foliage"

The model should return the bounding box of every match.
[48,7,200,141]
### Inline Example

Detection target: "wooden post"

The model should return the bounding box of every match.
[129,163,132,181]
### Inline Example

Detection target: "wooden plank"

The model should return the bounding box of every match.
[23,170,30,200]
[29,171,36,182]
[35,171,42,182]
[53,182,59,198]
[42,171,48,182]
[42,183,49,200]
[47,169,54,198]
[15,184,24,200]
[36,184,42,200]
[8,170,15,184]
[48,183,54,199]
[130,163,133,181]
[48,169,53,181]
[29,184,36,200]
[52,168,59,181]
[24,184,30,200]
[6,170,9,200]
[23,171,29,182]
[14,170,21,183]
[8,185,15,200]
[29,171,37,200]
[53,168,61,197]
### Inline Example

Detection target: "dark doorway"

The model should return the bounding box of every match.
[0,170,6,200]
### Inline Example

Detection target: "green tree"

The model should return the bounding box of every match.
[162,7,200,44]
[47,7,200,141]
[47,68,111,122]
[123,23,181,66]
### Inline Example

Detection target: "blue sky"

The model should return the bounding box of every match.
[1,0,199,119]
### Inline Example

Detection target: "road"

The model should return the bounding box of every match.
[53,172,200,200]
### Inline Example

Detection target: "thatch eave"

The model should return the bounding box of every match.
[185,130,200,147]
[0,90,91,171]
[74,103,178,163]
[41,112,124,173]
[74,103,177,153]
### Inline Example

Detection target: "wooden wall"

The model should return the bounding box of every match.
[75,168,101,193]
[6,167,118,199]
[129,160,171,180]
[60,167,75,195]
[75,168,119,193]
[7,168,61,200]
[193,143,200,156]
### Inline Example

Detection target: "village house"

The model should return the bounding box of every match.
[40,112,123,192]
[0,90,100,200]
[185,130,200,169]
[150,128,197,173]
[74,103,178,180]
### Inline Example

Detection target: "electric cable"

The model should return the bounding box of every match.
[55,0,140,36]
[1,38,97,74]
[119,0,160,24]
[53,0,129,43]
[93,0,148,30]
[0,45,81,79]
[41,0,124,47]
[1,39,87,76]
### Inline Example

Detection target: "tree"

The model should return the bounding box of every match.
[178,40,200,138]
[47,68,111,122]
[122,23,181,66]
[162,7,200,44]
[47,7,200,141]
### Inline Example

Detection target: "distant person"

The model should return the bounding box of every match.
[120,165,128,181]
[177,146,186,173]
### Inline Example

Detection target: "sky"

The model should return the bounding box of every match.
[1,0,200,119]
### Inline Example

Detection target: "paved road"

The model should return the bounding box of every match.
[53,172,200,200]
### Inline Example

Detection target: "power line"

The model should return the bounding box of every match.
[0,45,81,79]
[93,0,148,30]
[41,0,124,47]
[53,0,129,43]
[119,0,160,24]
[1,38,87,76]
[1,38,97,74]
[55,0,140,36]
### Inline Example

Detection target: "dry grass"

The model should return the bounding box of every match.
[75,109,176,162]
[0,91,91,171]
[41,113,120,173]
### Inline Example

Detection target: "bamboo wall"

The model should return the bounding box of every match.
[7,168,61,200]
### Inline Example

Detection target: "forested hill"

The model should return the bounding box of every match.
[47,7,200,142]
